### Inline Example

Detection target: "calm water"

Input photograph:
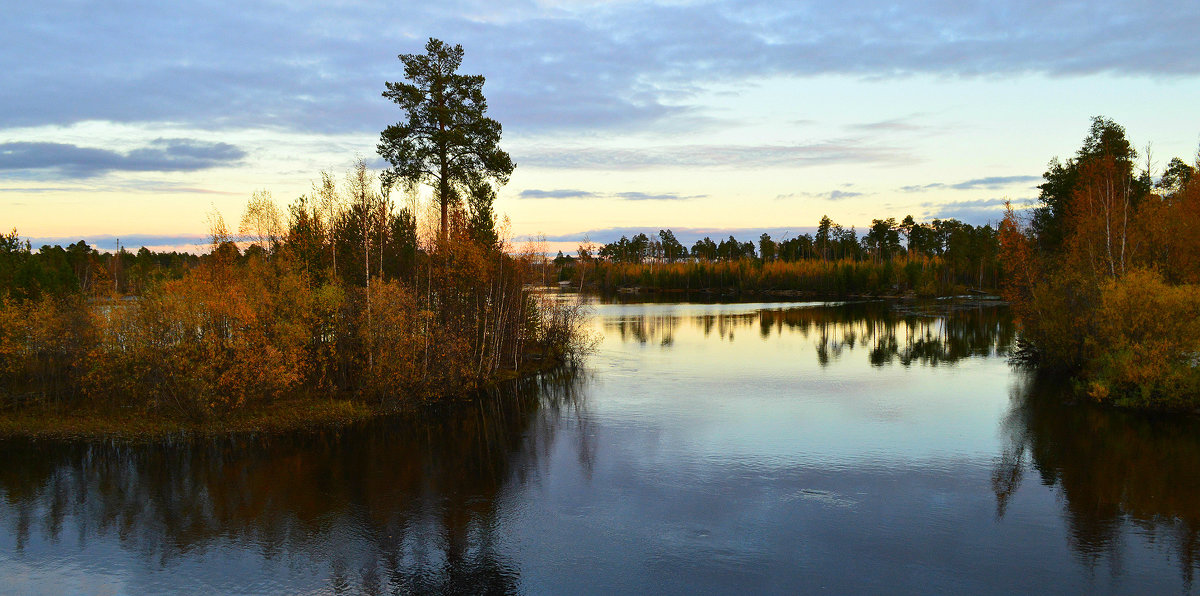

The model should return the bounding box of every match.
[3,299,1200,594]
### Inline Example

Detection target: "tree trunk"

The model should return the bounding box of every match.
[439,171,449,246]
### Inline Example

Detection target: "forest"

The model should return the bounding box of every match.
[559,214,999,296]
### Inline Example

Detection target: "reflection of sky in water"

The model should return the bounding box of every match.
[2,300,1198,594]
[505,301,1194,594]
[590,301,1014,466]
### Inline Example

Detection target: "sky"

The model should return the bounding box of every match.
[3,0,1200,253]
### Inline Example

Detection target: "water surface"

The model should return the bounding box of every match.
[3,299,1199,594]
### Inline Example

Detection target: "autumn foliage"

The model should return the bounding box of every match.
[0,166,590,421]
[584,254,978,297]
[1001,117,1200,408]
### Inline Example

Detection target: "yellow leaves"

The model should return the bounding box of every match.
[1087,381,1110,402]
[1059,267,1200,408]
[591,255,953,296]
[239,189,285,254]
[1065,156,1139,280]
[359,279,423,395]
[0,295,95,401]
[1003,146,1200,407]
[73,259,316,415]
[0,299,22,379]
[314,282,345,314]
[1135,180,1200,284]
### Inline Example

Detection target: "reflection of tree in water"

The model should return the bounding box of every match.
[0,367,591,594]
[608,311,683,346]
[993,373,1200,587]
[605,301,1014,366]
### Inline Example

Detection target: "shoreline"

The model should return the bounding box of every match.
[0,357,568,442]
[596,286,1004,302]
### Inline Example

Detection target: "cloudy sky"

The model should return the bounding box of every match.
[4,0,1200,252]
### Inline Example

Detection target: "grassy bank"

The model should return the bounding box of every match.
[0,397,376,441]
[0,354,575,441]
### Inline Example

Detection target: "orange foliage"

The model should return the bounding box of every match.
[1137,179,1200,284]
[2,172,589,419]
[86,255,311,416]
[0,296,96,401]
[1008,137,1200,407]
[998,202,1039,307]
[1062,156,1141,281]
[1086,268,1200,407]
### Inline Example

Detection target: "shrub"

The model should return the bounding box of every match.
[1085,269,1200,408]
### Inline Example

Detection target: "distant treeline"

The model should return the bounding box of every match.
[0,234,200,301]
[556,215,1000,296]
[1001,116,1200,409]
[0,161,590,422]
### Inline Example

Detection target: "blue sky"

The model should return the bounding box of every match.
[3,0,1200,252]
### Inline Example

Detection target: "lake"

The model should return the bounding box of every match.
[2,299,1199,594]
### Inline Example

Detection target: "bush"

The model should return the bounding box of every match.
[0,296,96,404]
[1085,269,1200,408]
[85,258,311,417]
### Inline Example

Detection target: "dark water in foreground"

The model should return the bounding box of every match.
[3,300,1200,595]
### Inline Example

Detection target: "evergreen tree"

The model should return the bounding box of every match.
[378,38,514,245]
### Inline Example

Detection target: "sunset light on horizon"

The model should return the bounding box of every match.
[4,1,1200,253]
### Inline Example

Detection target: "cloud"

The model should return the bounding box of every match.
[23,234,211,253]
[517,188,705,201]
[614,191,704,201]
[921,197,1036,225]
[952,175,1042,190]
[848,116,931,133]
[6,1,1196,135]
[826,190,863,200]
[127,185,241,195]
[778,189,866,201]
[0,186,79,193]
[540,225,820,245]
[901,175,1041,192]
[518,140,911,170]
[0,139,245,179]
[0,180,240,195]
[519,188,599,199]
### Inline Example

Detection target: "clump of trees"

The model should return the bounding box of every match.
[575,214,1000,296]
[0,164,588,419]
[1001,116,1200,409]
[0,38,591,421]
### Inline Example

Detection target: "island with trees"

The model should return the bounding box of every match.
[0,39,591,438]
